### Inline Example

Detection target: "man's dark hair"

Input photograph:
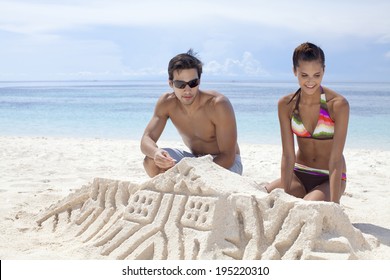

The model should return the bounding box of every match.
[168,49,203,80]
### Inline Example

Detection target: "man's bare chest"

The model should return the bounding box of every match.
[170,114,216,141]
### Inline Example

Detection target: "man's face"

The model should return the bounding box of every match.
[170,68,200,105]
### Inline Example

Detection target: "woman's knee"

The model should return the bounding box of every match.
[265,179,282,193]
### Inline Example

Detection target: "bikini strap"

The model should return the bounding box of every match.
[288,88,301,104]
[292,88,301,113]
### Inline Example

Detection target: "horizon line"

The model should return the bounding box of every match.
[1,79,390,84]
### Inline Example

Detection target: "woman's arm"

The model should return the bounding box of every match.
[329,97,350,203]
[278,97,296,193]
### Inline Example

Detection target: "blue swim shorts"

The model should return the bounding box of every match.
[163,148,243,175]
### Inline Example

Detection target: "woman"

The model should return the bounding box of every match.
[266,42,349,203]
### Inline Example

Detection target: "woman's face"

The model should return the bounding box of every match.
[294,59,325,95]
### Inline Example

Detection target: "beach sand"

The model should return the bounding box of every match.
[0,136,389,259]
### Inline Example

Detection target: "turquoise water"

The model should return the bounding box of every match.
[1,80,389,150]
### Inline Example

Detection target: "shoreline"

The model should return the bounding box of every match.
[1,134,389,151]
[0,136,389,259]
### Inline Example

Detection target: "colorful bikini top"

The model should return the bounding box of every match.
[291,88,335,139]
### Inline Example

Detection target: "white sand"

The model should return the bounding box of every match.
[0,136,389,259]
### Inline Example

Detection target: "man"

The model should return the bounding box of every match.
[140,49,242,177]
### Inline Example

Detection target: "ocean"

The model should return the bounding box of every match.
[1,80,389,150]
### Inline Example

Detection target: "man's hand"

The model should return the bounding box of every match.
[153,149,176,169]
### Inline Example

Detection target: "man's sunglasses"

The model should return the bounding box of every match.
[172,78,200,89]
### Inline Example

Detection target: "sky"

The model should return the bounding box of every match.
[0,0,390,82]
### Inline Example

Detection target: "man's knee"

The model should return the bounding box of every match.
[143,156,160,177]
[143,156,152,167]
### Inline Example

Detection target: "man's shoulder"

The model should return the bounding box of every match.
[201,90,230,105]
[201,91,234,118]
[153,92,178,116]
[157,92,177,105]
[159,91,175,100]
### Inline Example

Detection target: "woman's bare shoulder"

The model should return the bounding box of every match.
[278,92,296,109]
[323,87,349,108]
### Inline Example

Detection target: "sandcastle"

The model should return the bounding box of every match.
[36,156,377,260]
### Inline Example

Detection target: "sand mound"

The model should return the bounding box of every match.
[36,156,377,260]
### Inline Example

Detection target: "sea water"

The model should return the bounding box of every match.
[0,80,389,150]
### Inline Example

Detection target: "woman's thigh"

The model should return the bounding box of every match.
[304,179,346,202]
[266,175,306,198]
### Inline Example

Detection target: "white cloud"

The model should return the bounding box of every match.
[385,52,390,59]
[204,52,269,77]
[377,35,390,44]
[121,67,166,77]
[0,0,389,81]
[0,35,128,80]
[0,0,216,34]
[1,0,389,39]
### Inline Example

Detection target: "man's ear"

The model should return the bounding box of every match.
[168,80,173,88]
[293,66,297,77]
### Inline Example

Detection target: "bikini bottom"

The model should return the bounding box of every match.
[293,163,346,193]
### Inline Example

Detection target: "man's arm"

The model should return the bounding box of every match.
[211,96,238,169]
[140,94,175,168]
